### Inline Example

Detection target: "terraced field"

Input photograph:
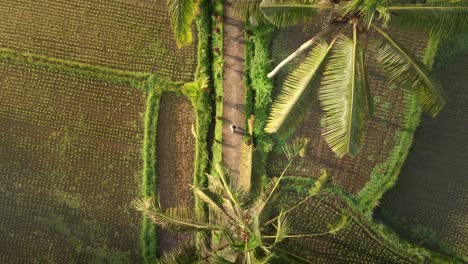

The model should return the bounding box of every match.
[378,53,468,259]
[0,62,146,263]
[0,0,197,81]
[276,184,420,263]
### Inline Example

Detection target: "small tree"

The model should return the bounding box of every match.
[134,138,347,263]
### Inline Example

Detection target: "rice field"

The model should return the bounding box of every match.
[0,0,197,81]
[0,61,146,263]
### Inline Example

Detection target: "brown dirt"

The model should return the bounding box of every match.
[0,62,145,263]
[269,26,428,194]
[155,92,196,253]
[378,54,468,257]
[222,0,246,183]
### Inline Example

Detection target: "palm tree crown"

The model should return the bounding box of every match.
[235,0,468,157]
[134,138,347,263]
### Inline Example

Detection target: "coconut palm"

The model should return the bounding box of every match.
[234,0,468,157]
[167,0,199,48]
[134,138,347,263]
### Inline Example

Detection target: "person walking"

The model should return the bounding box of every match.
[230,123,237,133]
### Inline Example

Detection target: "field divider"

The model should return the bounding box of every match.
[140,84,161,263]
[355,34,440,214]
[0,48,183,91]
[281,177,455,263]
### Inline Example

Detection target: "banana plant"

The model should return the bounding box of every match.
[235,0,468,157]
[134,138,346,263]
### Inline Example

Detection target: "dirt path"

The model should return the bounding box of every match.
[222,0,245,181]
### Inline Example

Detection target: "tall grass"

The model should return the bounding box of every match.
[139,81,161,263]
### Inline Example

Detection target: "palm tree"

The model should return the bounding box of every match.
[134,138,347,263]
[167,0,199,48]
[234,0,468,157]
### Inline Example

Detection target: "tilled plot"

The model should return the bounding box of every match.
[0,62,145,263]
[0,0,197,81]
[155,92,196,253]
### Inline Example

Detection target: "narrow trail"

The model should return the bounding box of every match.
[222,0,245,182]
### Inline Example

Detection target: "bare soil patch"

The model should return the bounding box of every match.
[155,92,196,253]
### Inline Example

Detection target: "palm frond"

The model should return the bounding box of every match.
[233,0,267,24]
[134,197,221,232]
[388,0,468,38]
[326,214,349,235]
[210,254,237,264]
[319,29,369,158]
[339,0,389,27]
[273,209,291,244]
[155,241,201,264]
[282,137,310,161]
[358,39,374,116]
[308,169,328,195]
[267,25,334,78]
[214,163,243,213]
[265,39,332,134]
[372,25,446,116]
[167,0,198,48]
[193,186,237,223]
[259,0,331,27]
[247,115,256,136]
[250,177,278,217]
[207,174,224,194]
[239,143,253,192]
[251,251,276,264]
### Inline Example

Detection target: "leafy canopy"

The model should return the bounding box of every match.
[236,0,468,157]
[135,138,347,263]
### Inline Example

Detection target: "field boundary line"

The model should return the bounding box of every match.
[355,34,440,213]
[0,48,184,91]
[140,85,161,263]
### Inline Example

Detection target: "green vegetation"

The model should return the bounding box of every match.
[377,32,468,262]
[140,87,161,263]
[244,24,275,190]
[0,0,211,262]
[135,138,338,262]
[210,0,225,166]
[356,89,422,213]
[276,178,454,263]
[238,2,465,261]
[0,0,466,262]
[235,0,468,158]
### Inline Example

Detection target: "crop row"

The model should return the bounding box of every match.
[0,0,197,81]
[0,94,144,262]
[0,62,145,145]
